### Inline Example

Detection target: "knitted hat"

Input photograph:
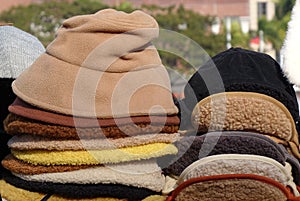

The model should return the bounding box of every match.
[4,113,179,139]
[166,174,299,201]
[0,25,45,129]
[12,9,178,118]
[182,47,299,130]
[8,97,180,128]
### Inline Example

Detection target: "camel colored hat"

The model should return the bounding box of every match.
[12,9,178,118]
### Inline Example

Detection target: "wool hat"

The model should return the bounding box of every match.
[11,142,177,165]
[4,113,179,139]
[2,172,159,200]
[175,154,299,195]
[0,180,166,201]
[8,133,179,151]
[12,9,178,118]
[160,131,287,176]
[9,97,180,128]
[191,92,300,159]
[11,159,165,192]
[166,174,299,201]
[181,47,299,130]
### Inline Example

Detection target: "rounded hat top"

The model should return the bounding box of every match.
[183,47,299,126]
[12,9,178,118]
[0,25,45,78]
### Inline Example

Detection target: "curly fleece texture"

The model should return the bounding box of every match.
[4,113,179,139]
[2,172,159,200]
[11,159,165,192]
[159,131,286,177]
[177,154,298,196]
[8,133,179,151]
[11,143,177,165]
[2,155,93,174]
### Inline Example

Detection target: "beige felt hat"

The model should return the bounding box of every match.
[12,9,178,118]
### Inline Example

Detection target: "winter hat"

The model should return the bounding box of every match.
[12,9,178,118]
[2,172,159,200]
[8,97,180,128]
[0,180,166,201]
[174,154,299,195]
[11,142,177,165]
[7,133,179,151]
[4,113,179,139]
[160,131,287,176]
[11,159,165,192]
[0,25,45,128]
[2,155,93,175]
[281,0,300,87]
[191,92,300,159]
[166,174,298,201]
[182,47,299,130]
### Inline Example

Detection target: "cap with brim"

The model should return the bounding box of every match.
[8,97,180,128]
[166,174,298,201]
[2,172,159,200]
[12,9,178,118]
[8,133,179,151]
[191,92,300,159]
[4,113,179,139]
[160,131,287,176]
[11,159,165,192]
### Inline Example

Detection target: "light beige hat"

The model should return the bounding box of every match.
[12,9,178,118]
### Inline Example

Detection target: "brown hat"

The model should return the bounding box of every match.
[12,9,178,118]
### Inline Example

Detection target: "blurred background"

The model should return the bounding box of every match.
[0,0,298,101]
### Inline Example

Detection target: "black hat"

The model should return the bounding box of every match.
[181,47,299,129]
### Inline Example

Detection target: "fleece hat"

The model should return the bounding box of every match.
[160,131,287,176]
[182,47,299,130]
[166,174,299,201]
[191,92,300,159]
[4,113,179,139]
[175,154,299,195]
[12,9,178,118]
[11,159,165,192]
[8,97,180,128]
[0,180,166,201]
[2,171,159,200]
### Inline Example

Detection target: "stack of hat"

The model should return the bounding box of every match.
[161,47,300,200]
[1,9,180,201]
[0,24,45,178]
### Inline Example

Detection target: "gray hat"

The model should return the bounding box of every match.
[0,25,45,78]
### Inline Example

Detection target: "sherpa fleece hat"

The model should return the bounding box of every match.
[11,142,177,165]
[9,97,180,128]
[166,174,299,201]
[0,180,166,201]
[4,113,179,139]
[160,131,287,176]
[182,47,299,130]
[8,133,179,150]
[12,9,178,118]
[174,154,299,195]
[11,159,165,192]
[191,92,300,159]
[2,171,159,200]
